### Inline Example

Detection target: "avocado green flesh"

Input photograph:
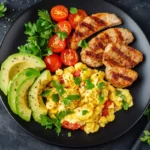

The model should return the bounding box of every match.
[16,76,36,122]
[8,69,28,114]
[29,70,51,123]
[0,53,46,95]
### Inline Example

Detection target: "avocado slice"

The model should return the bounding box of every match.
[0,53,46,95]
[8,68,40,114]
[16,75,37,122]
[29,70,51,123]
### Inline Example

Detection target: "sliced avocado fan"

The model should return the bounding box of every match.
[0,53,46,95]
[29,70,51,123]
[16,75,38,122]
[8,68,40,114]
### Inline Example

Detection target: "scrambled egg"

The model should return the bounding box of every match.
[45,62,133,134]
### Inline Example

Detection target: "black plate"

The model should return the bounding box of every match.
[0,0,150,147]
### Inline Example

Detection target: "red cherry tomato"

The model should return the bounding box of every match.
[62,121,82,130]
[44,54,62,72]
[59,75,64,84]
[48,34,66,53]
[57,21,72,36]
[80,126,84,130]
[73,70,81,77]
[104,100,114,108]
[68,9,87,29]
[60,49,78,66]
[51,5,68,22]
[102,108,109,117]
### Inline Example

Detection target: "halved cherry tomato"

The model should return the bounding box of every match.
[80,126,84,130]
[48,34,66,53]
[44,54,62,72]
[62,121,82,130]
[59,75,64,84]
[102,108,109,117]
[68,9,87,29]
[73,70,81,77]
[51,5,68,22]
[104,100,114,108]
[57,21,72,36]
[60,49,78,66]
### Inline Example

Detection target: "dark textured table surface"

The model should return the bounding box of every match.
[0,0,150,149]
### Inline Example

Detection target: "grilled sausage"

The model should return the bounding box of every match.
[80,28,134,67]
[103,43,143,68]
[105,66,138,88]
[70,13,122,50]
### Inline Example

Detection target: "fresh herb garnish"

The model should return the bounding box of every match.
[84,78,95,90]
[18,9,56,58]
[0,3,7,18]
[56,31,68,40]
[115,90,129,110]
[41,90,51,97]
[52,80,65,96]
[74,77,81,85]
[120,94,129,110]
[115,90,122,96]
[122,100,129,110]
[82,68,87,71]
[63,94,81,106]
[97,82,105,90]
[25,68,40,77]
[40,110,73,135]
[68,132,72,137]
[24,22,37,36]
[82,110,88,115]
[98,93,104,103]
[140,130,150,145]
[144,108,150,120]
[38,9,52,22]
[70,7,78,14]
[78,40,88,48]
[52,94,59,102]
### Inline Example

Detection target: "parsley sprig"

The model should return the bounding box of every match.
[25,68,40,77]
[84,78,95,90]
[40,110,73,135]
[52,80,65,96]
[144,108,150,120]
[70,7,78,14]
[0,3,7,18]
[18,10,56,58]
[140,130,150,145]
[74,77,81,85]
[63,94,81,106]
[115,90,129,110]
[56,31,68,40]
[78,40,88,48]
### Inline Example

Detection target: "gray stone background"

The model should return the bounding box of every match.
[0,0,150,149]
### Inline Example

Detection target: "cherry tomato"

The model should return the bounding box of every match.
[80,126,84,130]
[59,75,64,84]
[68,9,87,29]
[51,5,68,22]
[73,70,81,77]
[102,108,109,117]
[57,21,72,36]
[48,34,66,53]
[44,54,62,72]
[62,121,82,130]
[104,100,114,108]
[60,49,78,66]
